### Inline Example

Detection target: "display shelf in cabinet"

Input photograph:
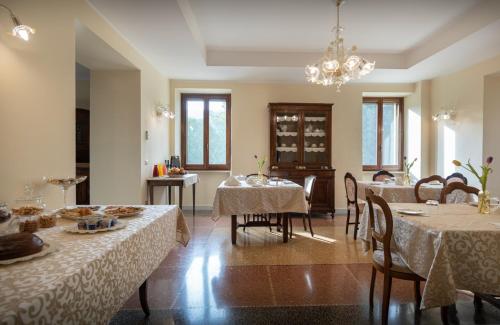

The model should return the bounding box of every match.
[277,132,298,137]
[304,132,325,137]
[276,147,298,152]
[305,147,326,152]
[304,117,326,122]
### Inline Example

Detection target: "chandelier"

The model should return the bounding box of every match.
[305,0,375,91]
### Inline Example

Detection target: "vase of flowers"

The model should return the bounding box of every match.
[452,156,493,214]
[254,155,267,181]
[403,157,417,186]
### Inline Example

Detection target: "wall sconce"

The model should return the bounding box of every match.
[0,4,35,41]
[432,110,454,122]
[155,105,175,119]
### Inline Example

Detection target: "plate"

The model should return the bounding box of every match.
[103,207,144,218]
[396,209,425,216]
[0,241,58,265]
[63,220,127,234]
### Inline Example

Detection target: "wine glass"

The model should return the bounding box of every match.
[47,176,87,208]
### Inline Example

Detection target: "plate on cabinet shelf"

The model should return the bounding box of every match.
[277,147,298,152]
[305,148,326,152]
[304,132,325,137]
[304,117,326,122]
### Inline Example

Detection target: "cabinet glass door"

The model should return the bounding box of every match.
[303,112,328,165]
[275,112,300,165]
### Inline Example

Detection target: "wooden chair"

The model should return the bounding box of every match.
[414,175,446,203]
[289,175,316,238]
[243,173,272,231]
[445,172,468,185]
[344,172,364,240]
[440,182,479,204]
[366,189,425,325]
[373,170,395,182]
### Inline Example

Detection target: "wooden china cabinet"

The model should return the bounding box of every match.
[268,103,335,216]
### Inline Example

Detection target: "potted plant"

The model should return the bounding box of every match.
[403,157,417,185]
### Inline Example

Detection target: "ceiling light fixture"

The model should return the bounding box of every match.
[155,105,175,119]
[0,4,35,41]
[305,0,375,92]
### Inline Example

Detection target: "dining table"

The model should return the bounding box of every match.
[147,174,199,214]
[212,179,308,244]
[0,205,190,324]
[357,180,442,203]
[358,202,500,310]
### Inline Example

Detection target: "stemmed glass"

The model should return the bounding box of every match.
[46,176,87,208]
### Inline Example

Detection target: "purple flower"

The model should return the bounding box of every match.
[487,156,494,164]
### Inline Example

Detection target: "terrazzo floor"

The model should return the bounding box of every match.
[110,211,500,324]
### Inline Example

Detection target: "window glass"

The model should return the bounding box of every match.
[362,102,378,166]
[186,99,204,165]
[382,102,399,166]
[208,100,227,165]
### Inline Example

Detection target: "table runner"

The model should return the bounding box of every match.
[358,203,500,309]
[0,205,190,324]
[357,181,442,203]
[147,173,199,188]
[212,180,308,220]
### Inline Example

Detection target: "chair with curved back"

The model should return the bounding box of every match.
[440,182,479,204]
[365,189,425,325]
[446,172,468,185]
[344,172,364,240]
[289,175,316,238]
[414,175,446,203]
[373,170,395,182]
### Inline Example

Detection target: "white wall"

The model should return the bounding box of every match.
[0,0,168,208]
[170,80,414,210]
[90,70,141,204]
[483,73,500,196]
[429,54,500,188]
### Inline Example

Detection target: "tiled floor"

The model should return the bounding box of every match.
[112,212,500,324]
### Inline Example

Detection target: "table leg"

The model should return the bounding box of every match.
[139,279,150,316]
[148,185,154,205]
[231,215,237,245]
[168,186,171,204]
[283,213,289,243]
[192,183,196,216]
[179,186,183,210]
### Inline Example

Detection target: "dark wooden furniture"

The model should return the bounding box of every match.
[366,189,425,325]
[232,213,289,244]
[446,172,468,185]
[243,174,272,232]
[289,175,316,238]
[344,172,364,240]
[414,175,446,203]
[268,103,335,215]
[76,108,90,205]
[440,182,479,204]
[146,175,198,215]
[76,163,90,205]
[373,170,395,182]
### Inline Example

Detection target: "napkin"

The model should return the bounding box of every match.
[225,176,241,186]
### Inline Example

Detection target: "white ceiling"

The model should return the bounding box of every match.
[88,0,500,83]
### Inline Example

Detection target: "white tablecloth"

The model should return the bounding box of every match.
[358,202,500,309]
[357,181,442,203]
[212,181,308,220]
[0,206,190,324]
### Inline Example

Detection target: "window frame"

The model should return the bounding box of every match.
[362,97,404,172]
[181,93,231,171]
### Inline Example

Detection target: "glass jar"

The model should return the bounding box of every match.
[478,191,491,214]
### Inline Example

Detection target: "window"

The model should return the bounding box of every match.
[362,97,403,171]
[181,93,231,170]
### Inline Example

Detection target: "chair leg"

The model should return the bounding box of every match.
[474,294,483,312]
[369,266,376,309]
[414,280,421,311]
[353,209,360,240]
[268,214,272,232]
[307,212,314,237]
[243,215,247,232]
[381,273,392,325]
[289,216,293,239]
[345,208,351,235]
[302,213,307,231]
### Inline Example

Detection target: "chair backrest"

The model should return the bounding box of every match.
[304,175,317,205]
[365,189,393,270]
[414,175,446,203]
[440,182,479,204]
[344,172,358,205]
[372,170,395,182]
[446,172,468,185]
